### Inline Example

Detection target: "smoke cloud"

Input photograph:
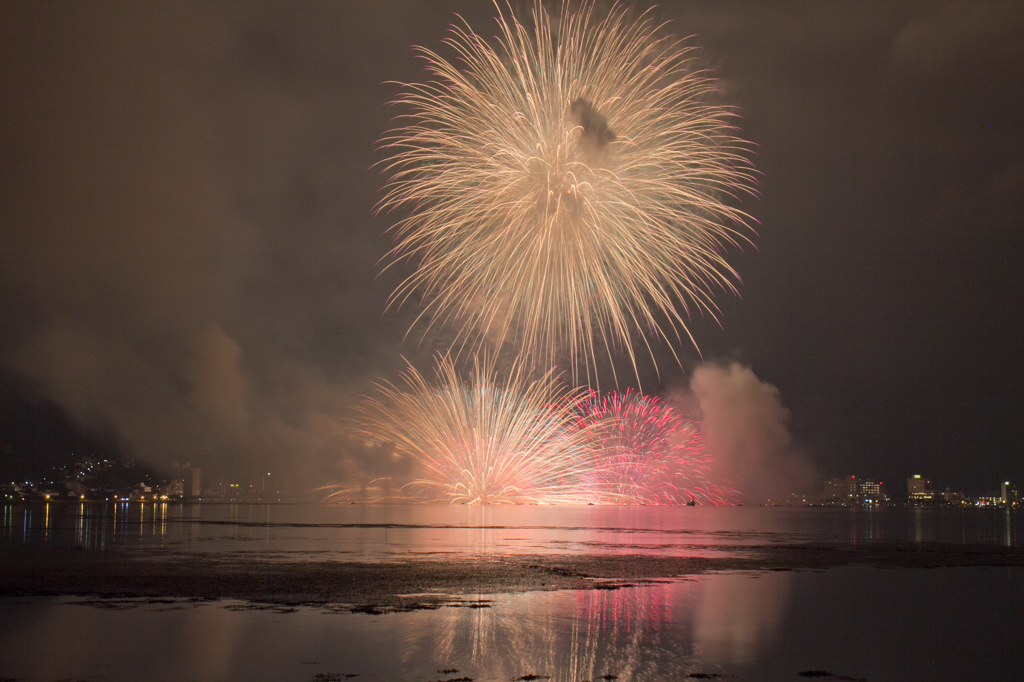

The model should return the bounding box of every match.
[674,362,817,504]
[0,3,448,489]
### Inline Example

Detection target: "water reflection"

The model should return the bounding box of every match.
[423,581,712,680]
[850,505,883,543]
[4,500,186,550]
[2,567,1021,682]
[693,570,792,665]
[1,503,1022,558]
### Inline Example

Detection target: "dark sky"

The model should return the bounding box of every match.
[1,1,1020,494]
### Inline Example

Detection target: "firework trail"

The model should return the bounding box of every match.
[578,390,735,505]
[319,476,410,504]
[353,354,594,504]
[379,0,756,383]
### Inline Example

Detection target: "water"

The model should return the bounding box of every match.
[1,567,1022,681]
[3,502,1022,559]
[2,503,1023,681]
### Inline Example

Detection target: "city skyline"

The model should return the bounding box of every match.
[4,445,1021,506]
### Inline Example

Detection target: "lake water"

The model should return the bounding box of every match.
[3,501,1022,558]
[2,503,1023,681]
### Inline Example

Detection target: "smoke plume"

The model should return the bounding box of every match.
[674,362,816,504]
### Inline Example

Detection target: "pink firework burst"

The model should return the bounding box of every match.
[578,390,735,505]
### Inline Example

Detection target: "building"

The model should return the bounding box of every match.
[859,480,885,504]
[185,467,202,498]
[908,475,937,503]
[1000,481,1022,506]
[820,477,886,505]
[824,476,858,503]
[941,487,966,505]
[992,481,1020,507]
[171,461,203,499]
[908,474,931,495]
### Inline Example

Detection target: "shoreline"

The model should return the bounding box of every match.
[3,541,1022,613]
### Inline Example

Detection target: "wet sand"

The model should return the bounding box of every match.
[3,541,1022,613]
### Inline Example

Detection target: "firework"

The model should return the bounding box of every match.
[319,477,410,504]
[354,354,594,504]
[578,390,734,504]
[379,0,756,383]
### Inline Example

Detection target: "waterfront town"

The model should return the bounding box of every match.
[1,450,1020,508]
[804,475,1020,508]
[0,455,307,504]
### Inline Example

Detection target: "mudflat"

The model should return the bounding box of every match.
[3,541,1022,613]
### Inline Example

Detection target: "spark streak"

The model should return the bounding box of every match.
[354,354,593,504]
[379,0,756,383]
[579,390,735,505]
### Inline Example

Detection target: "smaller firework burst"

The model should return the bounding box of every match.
[318,477,410,504]
[578,390,734,505]
[354,354,594,504]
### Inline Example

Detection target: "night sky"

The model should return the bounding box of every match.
[1,1,1020,495]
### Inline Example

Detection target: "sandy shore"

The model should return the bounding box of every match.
[3,541,1022,613]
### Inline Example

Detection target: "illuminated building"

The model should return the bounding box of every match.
[859,480,884,504]
[907,474,930,495]
[907,475,937,503]
[824,476,858,503]
[999,481,1020,507]
[821,477,886,505]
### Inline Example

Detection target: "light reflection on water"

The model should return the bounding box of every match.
[1,567,1021,682]
[2,504,1022,680]
[2,502,1022,559]
[416,579,719,680]
[425,570,793,678]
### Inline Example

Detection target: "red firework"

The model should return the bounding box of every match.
[577,390,735,505]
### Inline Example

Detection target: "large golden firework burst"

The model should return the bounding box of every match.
[380,1,756,383]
